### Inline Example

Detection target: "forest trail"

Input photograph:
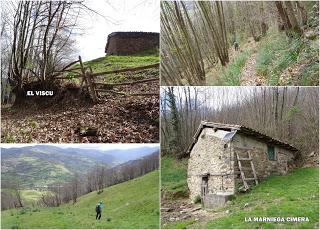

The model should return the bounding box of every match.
[240,52,260,86]
[240,38,266,86]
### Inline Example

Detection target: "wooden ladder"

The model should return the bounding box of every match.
[236,151,258,191]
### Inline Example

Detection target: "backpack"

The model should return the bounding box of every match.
[95,204,101,212]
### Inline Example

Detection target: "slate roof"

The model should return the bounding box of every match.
[186,121,299,154]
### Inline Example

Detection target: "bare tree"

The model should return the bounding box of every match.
[275,1,302,36]
[2,1,89,103]
[71,173,80,203]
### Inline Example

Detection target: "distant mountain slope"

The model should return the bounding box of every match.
[1,145,109,188]
[1,145,158,188]
[1,171,159,229]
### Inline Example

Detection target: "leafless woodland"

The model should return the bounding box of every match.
[161,86,319,164]
[161,1,319,85]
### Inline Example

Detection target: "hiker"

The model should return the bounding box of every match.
[233,41,239,51]
[95,201,104,220]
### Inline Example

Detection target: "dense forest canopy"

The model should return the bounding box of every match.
[161,86,319,163]
[161,1,319,85]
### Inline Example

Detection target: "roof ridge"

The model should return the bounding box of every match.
[195,121,298,152]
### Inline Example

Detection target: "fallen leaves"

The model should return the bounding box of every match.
[1,82,159,143]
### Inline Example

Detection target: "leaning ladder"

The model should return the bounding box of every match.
[236,151,258,191]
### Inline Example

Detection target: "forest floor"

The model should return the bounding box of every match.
[240,52,259,85]
[239,38,266,86]
[206,28,319,86]
[1,52,159,143]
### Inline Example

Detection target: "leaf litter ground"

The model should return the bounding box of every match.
[1,82,159,143]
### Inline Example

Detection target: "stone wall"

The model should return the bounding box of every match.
[188,128,296,202]
[232,134,295,180]
[105,32,159,55]
[187,128,235,201]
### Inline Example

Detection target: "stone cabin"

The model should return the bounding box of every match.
[187,121,298,209]
[105,32,159,55]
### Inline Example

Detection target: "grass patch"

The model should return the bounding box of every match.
[161,155,189,198]
[63,50,159,84]
[1,171,159,229]
[256,29,319,85]
[20,190,47,205]
[256,33,289,78]
[85,53,159,73]
[219,49,251,86]
[206,167,319,229]
[299,62,319,85]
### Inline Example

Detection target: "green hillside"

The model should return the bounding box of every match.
[161,155,188,198]
[205,167,319,229]
[162,164,319,229]
[1,170,159,229]
[67,50,159,84]
[1,146,111,188]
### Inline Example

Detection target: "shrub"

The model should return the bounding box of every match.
[19,209,27,215]
[300,62,319,85]
[193,195,202,204]
[256,33,288,77]
[274,38,302,73]
[221,50,251,85]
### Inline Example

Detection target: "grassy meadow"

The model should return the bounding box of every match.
[65,49,159,84]
[161,155,188,199]
[1,170,159,229]
[162,163,319,229]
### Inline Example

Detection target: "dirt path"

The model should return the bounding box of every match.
[240,52,260,86]
[161,199,227,229]
[206,37,267,86]
[239,38,267,86]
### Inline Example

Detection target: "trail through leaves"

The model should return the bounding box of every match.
[240,39,267,86]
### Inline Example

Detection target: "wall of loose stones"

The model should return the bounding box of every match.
[187,128,235,201]
[232,134,295,179]
[187,128,296,200]
[105,33,159,55]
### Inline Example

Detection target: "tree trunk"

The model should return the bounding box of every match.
[284,1,302,35]
[275,1,292,30]
[296,1,308,26]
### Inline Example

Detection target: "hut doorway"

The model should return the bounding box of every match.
[201,175,209,197]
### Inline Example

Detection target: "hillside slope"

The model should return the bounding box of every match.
[1,145,110,187]
[205,167,319,229]
[1,145,158,188]
[163,167,319,229]
[1,170,159,229]
[1,51,159,143]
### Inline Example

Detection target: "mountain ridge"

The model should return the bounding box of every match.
[1,145,158,188]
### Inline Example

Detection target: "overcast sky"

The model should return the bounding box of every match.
[0,143,159,150]
[75,0,160,61]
